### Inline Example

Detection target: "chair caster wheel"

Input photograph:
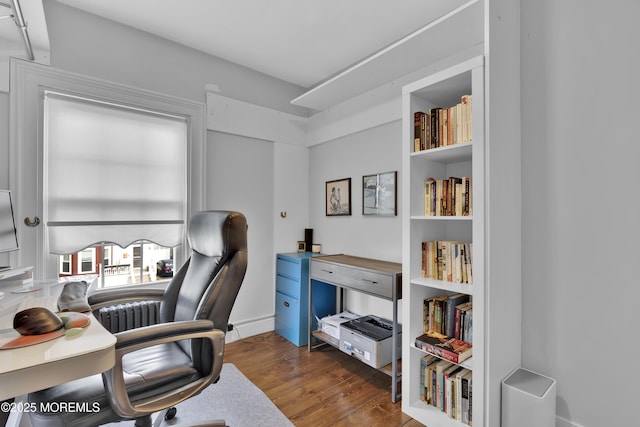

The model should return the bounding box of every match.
[165,407,177,420]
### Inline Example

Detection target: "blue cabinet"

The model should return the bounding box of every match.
[275,252,335,346]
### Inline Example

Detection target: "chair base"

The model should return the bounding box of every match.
[144,407,226,427]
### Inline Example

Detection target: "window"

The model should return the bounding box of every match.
[10,61,206,282]
[79,248,96,274]
[43,92,187,287]
[44,91,187,254]
[60,254,71,274]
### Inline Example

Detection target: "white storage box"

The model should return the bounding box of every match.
[319,311,359,340]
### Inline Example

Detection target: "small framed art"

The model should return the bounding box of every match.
[326,177,351,216]
[363,171,397,216]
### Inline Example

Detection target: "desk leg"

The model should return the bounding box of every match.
[307,276,312,352]
[391,280,400,403]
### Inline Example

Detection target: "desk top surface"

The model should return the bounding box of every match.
[0,276,116,399]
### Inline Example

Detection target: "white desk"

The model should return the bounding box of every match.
[0,276,116,401]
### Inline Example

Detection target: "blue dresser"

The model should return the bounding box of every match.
[275,252,335,346]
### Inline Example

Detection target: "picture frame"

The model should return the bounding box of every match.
[363,171,397,216]
[326,178,351,216]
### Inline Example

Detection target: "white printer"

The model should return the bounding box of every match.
[339,315,402,369]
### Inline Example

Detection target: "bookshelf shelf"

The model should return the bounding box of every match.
[411,142,473,163]
[407,400,467,427]
[402,56,484,426]
[410,277,473,295]
[410,215,472,221]
[411,345,474,370]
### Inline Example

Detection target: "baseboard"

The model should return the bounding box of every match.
[557,415,586,427]
[225,315,274,343]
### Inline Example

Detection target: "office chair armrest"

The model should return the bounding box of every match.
[102,319,225,419]
[113,319,216,349]
[88,288,165,311]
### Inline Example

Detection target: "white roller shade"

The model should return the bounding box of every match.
[44,91,187,254]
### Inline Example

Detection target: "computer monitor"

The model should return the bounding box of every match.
[0,190,19,254]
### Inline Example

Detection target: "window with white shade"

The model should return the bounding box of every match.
[10,61,205,283]
[44,91,187,287]
[44,91,188,255]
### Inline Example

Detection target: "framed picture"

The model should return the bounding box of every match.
[363,171,397,216]
[326,178,351,216]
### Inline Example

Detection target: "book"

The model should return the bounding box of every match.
[464,308,473,344]
[434,359,453,409]
[454,301,473,342]
[444,364,462,416]
[420,354,438,403]
[423,111,431,151]
[429,107,440,148]
[455,368,471,421]
[414,112,423,152]
[432,294,448,334]
[415,330,473,364]
[461,369,472,424]
[461,94,472,143]
[454,301,472,341]
[423,295,434,333]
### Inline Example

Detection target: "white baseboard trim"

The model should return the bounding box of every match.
[557,415,586,427]
[225,315,274,344]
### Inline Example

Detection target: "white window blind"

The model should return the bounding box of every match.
[44,91,187,255]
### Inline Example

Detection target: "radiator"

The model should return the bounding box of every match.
[98,300,161,333]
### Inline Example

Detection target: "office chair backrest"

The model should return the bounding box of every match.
[159,210,248,370]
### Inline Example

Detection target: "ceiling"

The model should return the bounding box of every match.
[49,0,469,89]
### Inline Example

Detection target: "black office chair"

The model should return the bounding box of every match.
[28,210,248,427]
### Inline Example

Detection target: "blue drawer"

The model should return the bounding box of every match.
[275,291,307,346]
[276,274,301,298]
[276,256,301,280]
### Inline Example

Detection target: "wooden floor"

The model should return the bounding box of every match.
[224,331,424,427]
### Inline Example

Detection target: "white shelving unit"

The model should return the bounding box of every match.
[401,56,486,426]
[285,0,521,424]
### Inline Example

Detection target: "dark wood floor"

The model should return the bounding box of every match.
[224,331,424,427]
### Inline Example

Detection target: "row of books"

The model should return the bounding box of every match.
[424,176,472,217]
[413,94,472,152]
[422,240,473,284]
[420,354,473,424]
[423,293,473,344]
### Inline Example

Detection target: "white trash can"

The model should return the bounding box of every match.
[502,367,556,427]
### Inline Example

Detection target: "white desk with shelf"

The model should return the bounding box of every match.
[307,254,402,403]
[0,274,115,402]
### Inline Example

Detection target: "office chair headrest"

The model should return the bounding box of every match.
[187,211,247,258]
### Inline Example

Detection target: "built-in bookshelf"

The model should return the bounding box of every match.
[402,56,485,426]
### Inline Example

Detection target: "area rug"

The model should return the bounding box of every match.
[103,363,293,427]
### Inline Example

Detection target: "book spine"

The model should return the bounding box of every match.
[414,112,422,152]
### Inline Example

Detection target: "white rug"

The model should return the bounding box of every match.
[103,363,293,427]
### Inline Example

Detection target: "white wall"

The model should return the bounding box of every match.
[273,141,311,254]
[521,1,640,426]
